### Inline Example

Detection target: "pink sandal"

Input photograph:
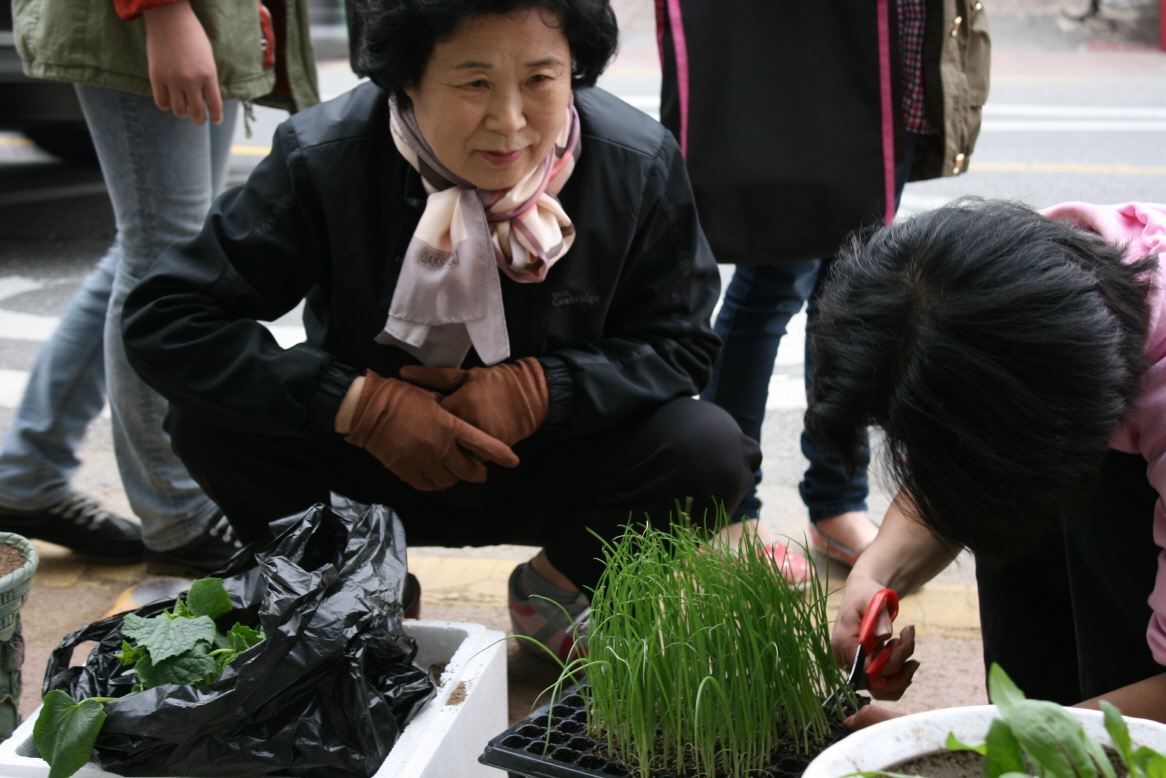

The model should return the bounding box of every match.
[758,541,813,589]
[807,522,872,567]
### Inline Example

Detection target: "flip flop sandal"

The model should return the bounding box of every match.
[807,522,873,567]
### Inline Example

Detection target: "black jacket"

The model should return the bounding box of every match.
[123,83,720,441]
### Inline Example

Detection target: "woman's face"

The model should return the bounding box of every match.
[405,10,572,191]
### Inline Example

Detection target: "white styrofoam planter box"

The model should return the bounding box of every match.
[803,704,1166,778]
[0,619,506,778]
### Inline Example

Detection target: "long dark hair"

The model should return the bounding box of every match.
[805,198,1158,560]
[353,0,619,100]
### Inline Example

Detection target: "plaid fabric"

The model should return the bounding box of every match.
[898,0,935,134]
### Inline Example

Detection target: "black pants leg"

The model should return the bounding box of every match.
[168,397,760,593]
[977,450,1161,703]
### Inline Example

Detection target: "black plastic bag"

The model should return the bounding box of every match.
[42,502,436,777]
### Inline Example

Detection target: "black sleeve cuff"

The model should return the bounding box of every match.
[538,356,576,434]
[307,360,362,435]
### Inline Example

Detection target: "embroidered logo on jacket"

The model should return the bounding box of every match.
[552,290,601,307]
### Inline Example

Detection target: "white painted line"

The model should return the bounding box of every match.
[982,119,1166,132]
[984,104,1166,119]
[0,309,64,342]
[0,369,30,410]
[767,374,807,411]
[609,97,1166,131]
[0,307,305,349]
[266,325,306,349]
[0,277,45,302]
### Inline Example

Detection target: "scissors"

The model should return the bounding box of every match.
[823,588,901,711]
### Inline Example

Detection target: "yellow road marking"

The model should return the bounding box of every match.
[231,144,273,156]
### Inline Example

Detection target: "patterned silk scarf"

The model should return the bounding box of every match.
[377,94,581,367]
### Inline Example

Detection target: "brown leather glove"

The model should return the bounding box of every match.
[344,370,519,491]
[399,357,549,447]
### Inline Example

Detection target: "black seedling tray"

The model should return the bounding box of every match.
[479,686,862,778]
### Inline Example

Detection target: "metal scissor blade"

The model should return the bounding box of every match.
[822,644,867,713]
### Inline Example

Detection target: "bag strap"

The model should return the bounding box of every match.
[655,0,691,156]
[877,0,897,225]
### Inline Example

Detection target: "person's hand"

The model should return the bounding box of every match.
[833,576,920,700]
[846,704,905,730]
[399,357,549,446]
[142,0,223,125]
[343,370,519,490]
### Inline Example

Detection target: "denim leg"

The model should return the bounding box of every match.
[799,133,921,522]
[76,84,238,550]
[700,261,820,522]
[0,251,118,509]
[800,262,871,522]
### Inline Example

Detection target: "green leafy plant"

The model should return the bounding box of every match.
[847,663,1166,778]
[548,510,849,778]
[33,578,265,778]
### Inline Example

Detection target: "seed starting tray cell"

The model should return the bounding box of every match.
[478,689,821,778]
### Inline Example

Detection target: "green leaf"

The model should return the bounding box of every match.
[32,690,107,778]
[983,718,1029,778]
[987,663,1027,715]
[115,640,146,667]
[186,578,233,620]
[1132,748,1166,778]
[133,647,219,689]
[1102,701,1133,767]
[227,623,264,654]
[945,731,988,755]
[171,597,193,619]
[1007,699,1099,778]
[121,613,217,663]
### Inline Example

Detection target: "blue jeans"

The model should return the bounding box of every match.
[701,134,918,524]
[0,85,236,550]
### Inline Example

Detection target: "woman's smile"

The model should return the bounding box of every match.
[481,149,525,167]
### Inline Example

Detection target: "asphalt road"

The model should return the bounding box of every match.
[0,2,1163,583]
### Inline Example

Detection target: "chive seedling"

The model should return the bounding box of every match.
[563,508,852,777]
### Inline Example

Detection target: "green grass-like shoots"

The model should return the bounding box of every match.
[564,509,850,777]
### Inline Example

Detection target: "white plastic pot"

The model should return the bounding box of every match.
[803,705,1166,778]
[0,619,506,778]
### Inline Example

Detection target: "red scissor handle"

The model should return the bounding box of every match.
[857,588,900,692]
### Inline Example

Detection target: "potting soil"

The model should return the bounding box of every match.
[884,744,1129,778]
[479,687,864,778]
[0,545,25,577]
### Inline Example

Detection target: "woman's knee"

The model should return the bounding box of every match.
[638,398,760,514]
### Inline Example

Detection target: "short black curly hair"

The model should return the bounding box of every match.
[805,198,1158,562]
[352,0,619,99]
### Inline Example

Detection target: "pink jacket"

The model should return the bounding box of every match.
[1042,202,1166,665]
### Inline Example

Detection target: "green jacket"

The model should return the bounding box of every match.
[13,0,319,112]
[911,0,991,180]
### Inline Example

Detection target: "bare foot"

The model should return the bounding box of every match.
[712,518,774,552]
[814,511,879,553]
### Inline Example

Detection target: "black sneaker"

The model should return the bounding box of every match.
[144,515,244,578]
[0,492,143,560]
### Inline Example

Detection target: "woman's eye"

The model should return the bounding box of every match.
[464,79,487,89]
